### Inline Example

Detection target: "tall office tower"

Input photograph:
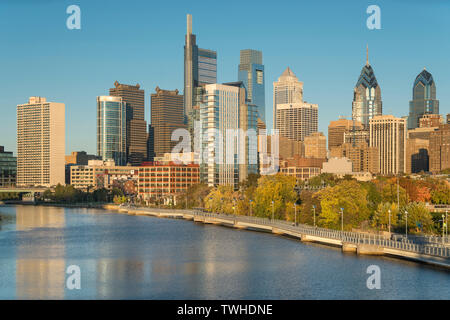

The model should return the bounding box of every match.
[273,67,303,129]
[429,124,450,173]
[352,46,382,128]
[328,118,363,150]
[238,49,265,123]
[369,115,406,175]
[109,81,147,166]
[97,96,127,166]
[17,97,65,187]
[304,132,327,159]
[0,146,17,187]
[150,87,185,158]
[199,82,257,188]
[407,68,439,129]
[184,14,217,120]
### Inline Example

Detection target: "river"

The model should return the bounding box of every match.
[0,205,448,299]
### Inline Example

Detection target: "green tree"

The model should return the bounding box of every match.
[401,202,434,234]
[316,180,370,230]
[372,202,398,230]
[253,174,297,220]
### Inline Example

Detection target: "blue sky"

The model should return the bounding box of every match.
[0,0,449,155]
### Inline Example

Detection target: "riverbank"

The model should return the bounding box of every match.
[3,202,449,271]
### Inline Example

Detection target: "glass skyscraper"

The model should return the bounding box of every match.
[184,14,217,119]
[352,47,382,128]
[199,83,258,188]
[97,96,127,166]
[407,68,439,130]
[238,49,265,124]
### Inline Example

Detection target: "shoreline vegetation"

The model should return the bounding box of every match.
[3,172,449,236]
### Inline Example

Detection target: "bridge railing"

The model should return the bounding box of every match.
[190,210,450,259]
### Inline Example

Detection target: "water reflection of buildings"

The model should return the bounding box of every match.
[15,206,66,299]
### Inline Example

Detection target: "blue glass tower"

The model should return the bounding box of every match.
[408,68,439,129]
[238,49,265,124]
[97,96,127,166]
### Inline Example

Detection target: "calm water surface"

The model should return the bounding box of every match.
[0,205,448,299]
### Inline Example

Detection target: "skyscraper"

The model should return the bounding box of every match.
[184,14,217,120]
[150,87,185,158]
[369,115,406,175]
[273,67,303,129]
[97,96,127,166]
[238,49,265,123]
[273,67,318,141]
[109,81,147,166]
[407,68,439,130]
[328,118,363,150]
[199,82,257,188]
[17,97,65,187]
[352,46,382,128]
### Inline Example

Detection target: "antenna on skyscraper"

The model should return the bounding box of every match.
[366,44,369,66]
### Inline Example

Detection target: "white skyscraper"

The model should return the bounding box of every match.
[17,97,65,187]
[273,67,318,141]
[199,83,257,188]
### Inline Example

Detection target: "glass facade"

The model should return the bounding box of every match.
[97,96,127,166]
[0,146,17,187]
[238,49,265,123]
[407,69,439,129]
[352,63,382,128]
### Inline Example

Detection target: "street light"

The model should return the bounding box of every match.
[388,209,391,234]
[405,210,408,239]
[271,200,274,221]
[340,207,344,233]
[312,205,316,227]
[249,199,253,216]
[294,203,297,226]
[442,214,445,244]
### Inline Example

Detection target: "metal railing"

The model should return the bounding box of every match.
[128,206,450,259]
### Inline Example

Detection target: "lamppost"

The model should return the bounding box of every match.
[405,210,408,239]
[312,205,316,227]
[446,210,448,239]
[388,209,391,234]
[340,207,344,233]
[442,214,445,244]
[249,199,253,216]
[271,201,274,221]
[209,197,213,213]
[294,203,297,226]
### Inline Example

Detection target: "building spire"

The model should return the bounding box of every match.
[366,44,369,65]
[187,14,192,35]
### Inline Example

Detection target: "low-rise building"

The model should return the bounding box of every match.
[0,146,17,187]
[70,159,139,191]
[279,156,324,180]
[138,162,200,203]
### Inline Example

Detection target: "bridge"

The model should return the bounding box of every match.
[110,205,450,269]
[0,187,48,202]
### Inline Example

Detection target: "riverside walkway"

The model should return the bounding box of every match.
[111,205,450,269]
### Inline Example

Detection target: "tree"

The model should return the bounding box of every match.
[430,185,450,205]
[372,202,398,230]
[253,174,297,220]
[316,180,370,230]
[402,202,434,234]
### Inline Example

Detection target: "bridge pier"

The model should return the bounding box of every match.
[356,244,384,255]
[342,243,357,253]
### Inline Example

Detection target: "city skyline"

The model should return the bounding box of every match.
[0,0,449,155]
